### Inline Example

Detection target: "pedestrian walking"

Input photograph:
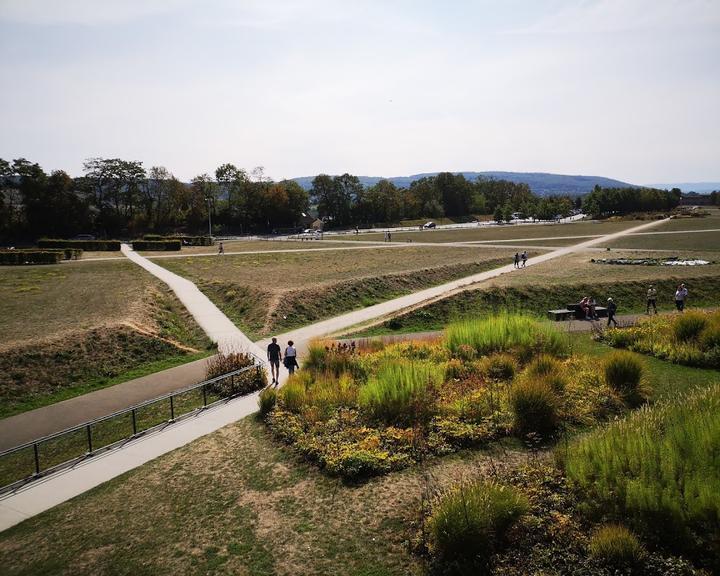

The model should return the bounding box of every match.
[675,283,688,312]
[267,337,282,385]
[646,285,657,314]
[384,231,389,242]
[521,251,527,267]
[388,231,392,242]
[218,241,224,255]
[514,252,520,268]
[284,340,299,375]
[606,297,618,327]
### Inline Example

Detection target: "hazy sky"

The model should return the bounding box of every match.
[1,0,718,184]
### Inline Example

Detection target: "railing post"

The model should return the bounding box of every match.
[202,384,207,407]
[131,409,137,436]
[86,424,93,455]
[169,395,175,423]
[33,443,40,476]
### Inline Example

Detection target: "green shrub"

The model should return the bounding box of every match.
[0,250,63,265]
[446,313,569,359]
[303,340,365,379]
[510,378,559,438]
[563,384,720,565]
[428,481,529,571]
[131,240,182,251]
[479,353,517,380]
[258,387,277,416]
[589,524,644,567]
[672,311,707,342]
[699,316,720,350]
[603,351,649,407]
[44,248,83,260]
[38,239,121,251]
[358,360,442,425]
[524,354,562,379]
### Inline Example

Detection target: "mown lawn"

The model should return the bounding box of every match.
[0,334,714,575]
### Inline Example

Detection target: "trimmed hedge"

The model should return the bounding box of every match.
[0,250,63,265]
[38,239,121,251]
[143,234,214,246]
[45,248,83,260]
[131,240,182,251]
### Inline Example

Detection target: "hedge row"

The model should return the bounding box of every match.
[38,239,121,251]
[143,234,214,246]
[45,248,83,260]
[0,251,63,265]
[131,240,182,251]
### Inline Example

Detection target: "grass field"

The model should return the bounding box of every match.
[0,335,714,575]
[602,230,720,251]
[0,261,213,418]
[157,246,520,339]
[342,220,640,244]
[140,239,356,256]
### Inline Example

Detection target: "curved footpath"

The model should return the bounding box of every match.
[0,218,669,531]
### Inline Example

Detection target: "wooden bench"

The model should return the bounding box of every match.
[548,305,609,321]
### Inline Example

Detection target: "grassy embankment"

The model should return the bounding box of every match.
[0,261,213,418]
[157,246,517,340]
[0,334,716,575]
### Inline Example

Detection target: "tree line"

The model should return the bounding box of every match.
[0,156,687,242]
[582,185,681,217]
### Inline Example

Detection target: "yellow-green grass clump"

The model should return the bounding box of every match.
[602,310,720,368]
[561,384,720,567]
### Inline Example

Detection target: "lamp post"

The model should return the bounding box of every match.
[205,196,212,238]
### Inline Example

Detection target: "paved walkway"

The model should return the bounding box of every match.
[0,218,669,532]
[121,244,263,357]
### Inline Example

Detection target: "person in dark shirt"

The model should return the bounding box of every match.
[607,297,618,327]
[267,337,282,386]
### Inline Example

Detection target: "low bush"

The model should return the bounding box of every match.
[131,240,182,251]
[0,250,63,265]
[603,351,649,407]
[278,374,309,413]
[205,352,266,396]
[445,314,569,359]
[303,340,366,379]
[38,239,121,251]
[43,248,83,260]
[358,360,443,425]
[673,311,708,342]
[563,384,720,568]
[428,481,529,572]
[524,354,562,379]
[510,378,559,439]
[258,386,277,416]
[589,524,645,568]
[478,353,517,380]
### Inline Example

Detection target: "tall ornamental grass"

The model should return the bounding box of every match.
[672,311,708,342]
[278,371,357,417]
[562,384,720,563]
[445,314,569,359]
[510,378,559,438]
[603,351,649,407]
[358,360,443,425]
[428,481,529,572]
[589,525,645,568]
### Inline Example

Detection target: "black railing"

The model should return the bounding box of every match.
[0,360,265,495]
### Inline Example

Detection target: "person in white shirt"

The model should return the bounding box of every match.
[675,283,688,312]
[284,340,299,375]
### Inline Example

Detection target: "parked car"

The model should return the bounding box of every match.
[423,221,436,229]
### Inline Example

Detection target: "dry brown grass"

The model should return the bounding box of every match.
[0,260,151,349]
[158,245,515,291]
[0,416,526,576]
[145,239,358,256]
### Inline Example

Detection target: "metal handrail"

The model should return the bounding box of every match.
[0,358,266,494]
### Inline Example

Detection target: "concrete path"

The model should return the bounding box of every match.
[0,217,669,532]
[0,356,210,451]
[121,244,263,357]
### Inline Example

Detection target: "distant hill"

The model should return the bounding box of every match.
[646,182,720,193]
[292,171,638,196]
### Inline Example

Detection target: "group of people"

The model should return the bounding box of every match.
[266,337,299,386]
[646,283,688,314]
[513,251,528,268]
[383,231,393,242]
